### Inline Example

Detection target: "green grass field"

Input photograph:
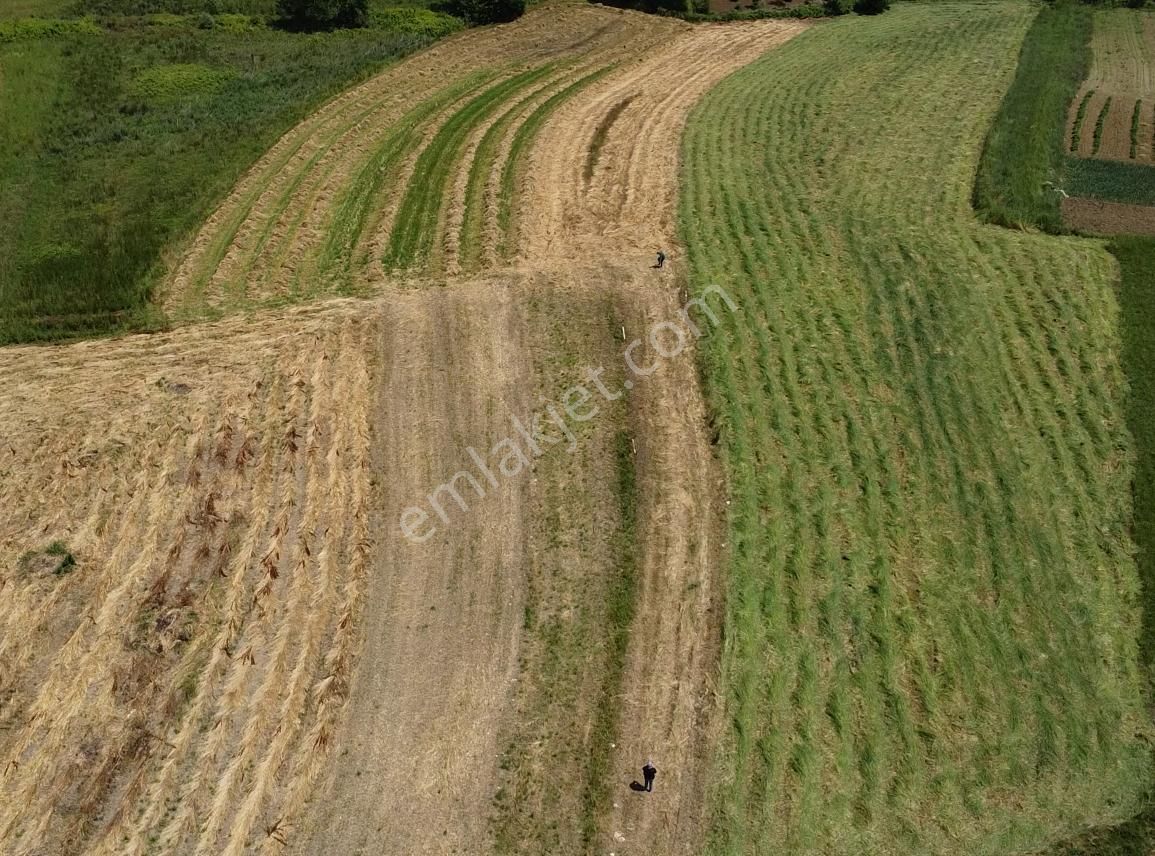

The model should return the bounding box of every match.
[681,4,1152,853]
[0,4,460,343]
[972,0,1091,231]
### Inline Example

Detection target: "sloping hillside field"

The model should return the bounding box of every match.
[0,2,1151,855]
[682,4,1151,854]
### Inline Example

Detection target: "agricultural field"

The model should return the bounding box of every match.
[1067,8,1155,163]
[0,6,810,853]
[683,3,1151,853]
[2,1,1155,855]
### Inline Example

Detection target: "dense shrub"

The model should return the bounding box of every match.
[824,0,850,15]
[129,62,235,101]
[275,0,368,30]
[852,0,888,14]
[0,17,101,42]
[439,0,524,25]
[369,5,463,35]
[656,3,825,20]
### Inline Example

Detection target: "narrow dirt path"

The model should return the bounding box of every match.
[294,280,534,855]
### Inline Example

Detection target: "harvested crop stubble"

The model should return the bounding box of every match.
[162,5,676,316]
[682,4,1151,854]
[0,300,377,855]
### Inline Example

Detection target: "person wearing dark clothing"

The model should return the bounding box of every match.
[655,250,666,269]
[642,760,657,792]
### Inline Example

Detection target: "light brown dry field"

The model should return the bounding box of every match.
[1067,9,1155,162]
[0,6,809,855]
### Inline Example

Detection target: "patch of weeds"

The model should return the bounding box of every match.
[1071,89,1094,152]
[1092,95,1113,155]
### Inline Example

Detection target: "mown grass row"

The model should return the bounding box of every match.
[318,70,496,283]
[1070,89,1094,152]
[494,67,611,259]
[383,63,556,270]
[1092,95,1113,155]
[1130,98,1142,160]
[456,64,609,270]
[681,4,1151,854]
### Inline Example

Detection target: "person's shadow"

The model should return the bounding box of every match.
[629,781,647,792]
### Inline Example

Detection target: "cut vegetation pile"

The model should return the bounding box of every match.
[682,4,1152,853]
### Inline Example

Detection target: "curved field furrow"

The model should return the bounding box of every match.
[0,8,814,856]
[515,20,809,263]
[163,5,670,315]
[682,5,1150,854]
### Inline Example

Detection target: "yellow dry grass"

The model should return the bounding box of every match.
[0,300,376,854]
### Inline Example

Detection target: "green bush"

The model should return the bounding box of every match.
[0,17,101,42]
[275,0,367,29]
[129,62,234,101]
[824,0,850,15]
[368,6,462,36]
[852,0,888,14]
[440,0,524,25]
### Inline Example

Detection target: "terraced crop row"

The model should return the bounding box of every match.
[681,5,1151,854]
[162,8,664,316]
[1068,9,1155,162]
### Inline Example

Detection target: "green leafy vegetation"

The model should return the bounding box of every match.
[275,0,368,30]
[0,16,101,41]
[1092,95,1113,154]
[1066,156,1155,205]
[973,0,1091,231]
[442,0,525,25]
[1130,98,1142,159]
[0,8,460,343]
[129,61,235,100]
[682,4,1151,853]
[1070,89,1094,152]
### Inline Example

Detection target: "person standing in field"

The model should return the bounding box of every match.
[642,760,657,792]
[654,250,666,269]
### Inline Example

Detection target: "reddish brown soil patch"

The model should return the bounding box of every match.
[1063,196,1155,235]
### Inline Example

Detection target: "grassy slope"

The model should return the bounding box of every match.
[681,4,1151,854]
[972,0,1091,231]
[1050,237,1155,856]
[971,6,1155,851]
[0,11,459,343]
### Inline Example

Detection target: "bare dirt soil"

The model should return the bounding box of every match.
[1063,195,1155,235]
